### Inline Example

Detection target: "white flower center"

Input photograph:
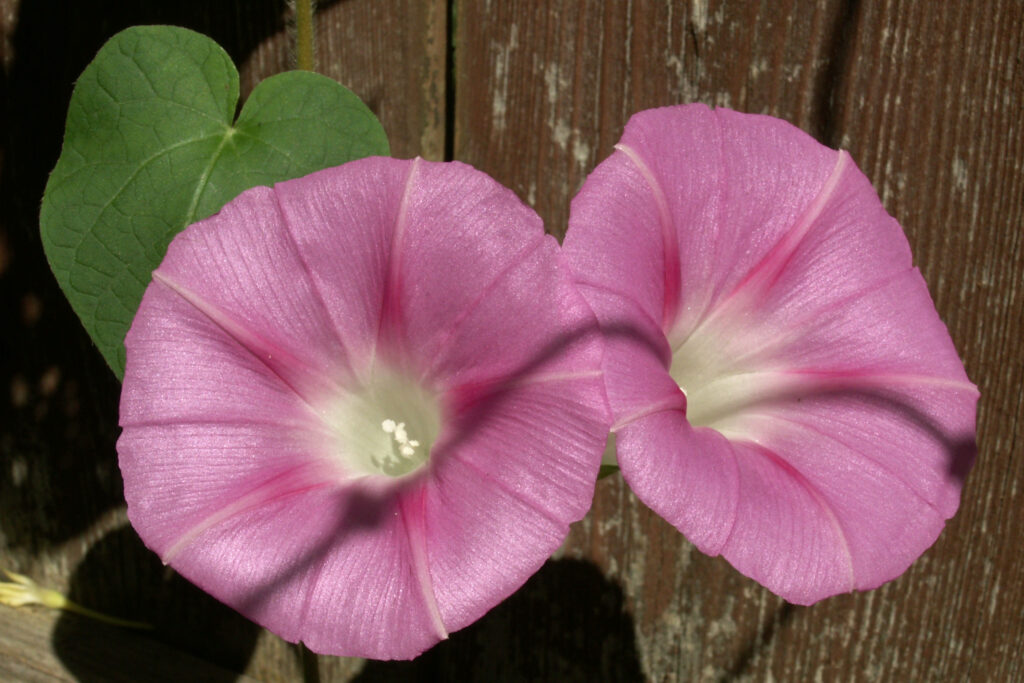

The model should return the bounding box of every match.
[327,368,442,478]
[668,309,769,434]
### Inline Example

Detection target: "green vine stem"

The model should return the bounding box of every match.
[295,0,316,71]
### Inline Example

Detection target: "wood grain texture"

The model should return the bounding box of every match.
[1,0,1021,680]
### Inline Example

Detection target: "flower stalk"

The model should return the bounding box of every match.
[0,569,152,630]
[294,0,316,72]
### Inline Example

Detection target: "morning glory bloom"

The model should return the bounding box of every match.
[563,104,978,604]
[118,157,608,659]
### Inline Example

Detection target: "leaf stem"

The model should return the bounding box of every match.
[295,0,316,72]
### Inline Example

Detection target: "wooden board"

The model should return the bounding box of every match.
[1,0,1021,680]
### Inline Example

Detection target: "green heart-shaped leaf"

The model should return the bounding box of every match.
[40,26,390,379]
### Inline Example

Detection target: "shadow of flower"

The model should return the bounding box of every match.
[51,525,260,682]
[356,557,645,683]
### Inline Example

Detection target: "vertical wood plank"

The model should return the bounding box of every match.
[313,0,448,161]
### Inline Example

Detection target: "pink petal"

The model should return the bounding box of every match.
[120,157,609,659]
[565,104,837,335]
[615,411,740,554]
[442,375,609,525]
[565,104,977,603]
[120,277,322,429]
[574,284,685,424]
[119,423,337,557]
[419,453,570,632]
[150,186,355,399]
[385,160,550,357]
[272,158,408,372]
[157,484,445,659]
[420,241,604,392]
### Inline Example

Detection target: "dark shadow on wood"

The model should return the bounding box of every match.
[444,0,456,161]
[298,642,322,683]
[719,602,795,682]
[355,558,645,683]
[811,0,862,147]
[51,525,260,682]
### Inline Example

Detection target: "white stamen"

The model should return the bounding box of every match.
[331,368,441,478]
[380,419,421,463]
[394,422,408,443]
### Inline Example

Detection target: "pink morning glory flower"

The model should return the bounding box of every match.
[563,104,978,604]
[117,157,609,659]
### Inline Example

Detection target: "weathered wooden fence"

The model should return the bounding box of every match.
[1,1,1021,680]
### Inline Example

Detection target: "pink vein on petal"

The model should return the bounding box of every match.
[151,271,335,409]
[611,395,686,431]
[373,157,421,370]
[687,150,851,342]
[400,492,449,641]
[270,189,358,384]
[750,410,943,516]
[452,453,568,529]
[419,234,547,385]
[615,143,681,330]
[745,441,857,592]
[162,465,334,564]
[669,266,908,363]
[784,369,979,393]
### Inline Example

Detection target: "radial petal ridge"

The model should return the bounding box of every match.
[375,157,422,363]
[759,441,856,592]
[121,283,325,430]
[720,439,858,601]
[754,409,944,517]
[421,238,604,393]
[415,232,547,383]
[399,490,448,641]
[150,184,356,391]
[151,270,334,408]
[614,142,681,327]
[723,152,850,307]
[161,464,335,564]
[272,158,409,373]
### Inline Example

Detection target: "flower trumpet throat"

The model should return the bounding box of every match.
[326,367,442,479]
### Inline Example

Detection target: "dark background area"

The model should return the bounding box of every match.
[1,1,1021,680]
